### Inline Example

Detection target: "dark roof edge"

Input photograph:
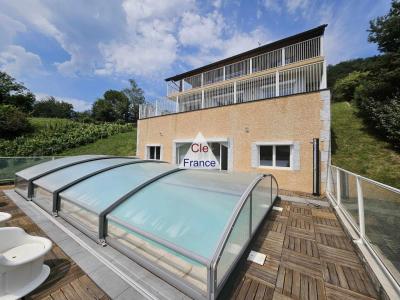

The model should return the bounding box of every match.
[165,24,327,82]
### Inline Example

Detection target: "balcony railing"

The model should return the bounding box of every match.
[167,36,322,96]
[140,61,325,119]
[326,165,400,294]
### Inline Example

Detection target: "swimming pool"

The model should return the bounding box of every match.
[15,156,278,299]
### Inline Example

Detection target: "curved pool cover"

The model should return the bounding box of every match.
[15,156,278,299]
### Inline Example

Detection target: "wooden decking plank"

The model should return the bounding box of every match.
[218,199,378,300]
[254,282,266,300]
[0,191,110,300]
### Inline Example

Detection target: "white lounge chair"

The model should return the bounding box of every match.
[0,212,11,227]
[0,227,52,300]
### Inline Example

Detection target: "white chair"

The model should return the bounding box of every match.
[0,227,52,300]
[0,212,11,227]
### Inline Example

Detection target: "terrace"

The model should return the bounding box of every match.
[0,156,399,299]
[139,25,327,119]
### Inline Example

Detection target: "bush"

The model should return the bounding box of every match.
[332,71,370,102]
[0,119,134,156]
[355,87,400,149]
[0,105,32,138]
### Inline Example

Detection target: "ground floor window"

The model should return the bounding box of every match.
[147,145,161,160]
[259,145,291,168]
[175,142,228,170]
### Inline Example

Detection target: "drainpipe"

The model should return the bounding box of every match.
[312,138,320,196]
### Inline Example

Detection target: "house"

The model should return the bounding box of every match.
[137,24,330,194]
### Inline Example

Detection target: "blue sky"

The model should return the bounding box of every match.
[0,0,391,111]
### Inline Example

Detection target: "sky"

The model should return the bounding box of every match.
[0,0,392,111]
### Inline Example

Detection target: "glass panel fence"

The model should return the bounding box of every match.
[361,179,400,282]
[328,166,337,202]
[216,199,250,286]
[339,169,359,227]
[0,156,56,183]
[107,220,208,292]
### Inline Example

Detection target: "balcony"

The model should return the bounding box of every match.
[139,27,327,120]
[139,60,326,119]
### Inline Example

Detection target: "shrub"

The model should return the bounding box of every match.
[332,71,370,102]
[0,120,134,156]
[0,105,32,139]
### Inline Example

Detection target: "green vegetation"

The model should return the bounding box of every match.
[328,0,400,150]
[32,96,74,118]
[60,129,137,156]
[0,105,32,138]
[0,118,133,156]
[331,102,400,188]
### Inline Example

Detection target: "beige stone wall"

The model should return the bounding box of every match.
[137,91,330,194]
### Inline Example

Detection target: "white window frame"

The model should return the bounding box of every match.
[172,137,232,170]
[145,144,163,160]
[255,142,293,170]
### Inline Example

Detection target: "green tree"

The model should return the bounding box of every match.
[33,96,74,118]
[122,79,145,122]
[103,90,130,122]
[92,90,130,122]
[92,98,115,122]
[0,71,35,112]
[368,0,400,53]
[0,104,32,138]
[332,71,370,102]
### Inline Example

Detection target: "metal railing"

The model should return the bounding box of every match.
[167,36,322,95]
[326,165,400,293]
[140,61,325,119]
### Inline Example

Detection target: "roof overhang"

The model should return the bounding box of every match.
[165,24,327,82]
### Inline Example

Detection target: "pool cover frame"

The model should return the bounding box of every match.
[15,157,279,300]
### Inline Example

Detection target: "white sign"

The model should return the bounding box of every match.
[179,132,220,169]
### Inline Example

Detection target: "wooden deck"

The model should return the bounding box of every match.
[220,199,379,300]
[0,191,110,300]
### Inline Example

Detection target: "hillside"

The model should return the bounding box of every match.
[331,102,400,188]
[60,129,137,156]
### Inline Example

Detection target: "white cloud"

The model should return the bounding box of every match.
[0,45,44,78]
[262,0,282,13]
[0,14,26,48]
[179,11,225,49]
[285,0,310,14]
[36,93,92,112]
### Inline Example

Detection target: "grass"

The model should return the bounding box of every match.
[59,129,137,156]
[331,101,400,188]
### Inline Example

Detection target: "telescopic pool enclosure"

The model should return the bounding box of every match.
[15,155,278,299]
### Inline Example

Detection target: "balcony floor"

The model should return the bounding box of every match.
[220,199,379,300]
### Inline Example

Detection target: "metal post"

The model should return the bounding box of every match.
[336,168,341,205]
[223,67,226,81]
[356,176,365,240]
[233,81,237,104]
[275,71,279,97]
[201,90,205,109]
[249,58,252,74]
[155,100,159,116]
[175,96,179,113]
[312,138,320,196]
[282,48,285,66]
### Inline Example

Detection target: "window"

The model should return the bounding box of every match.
[147,145,161,160]
[259,145,291,168]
